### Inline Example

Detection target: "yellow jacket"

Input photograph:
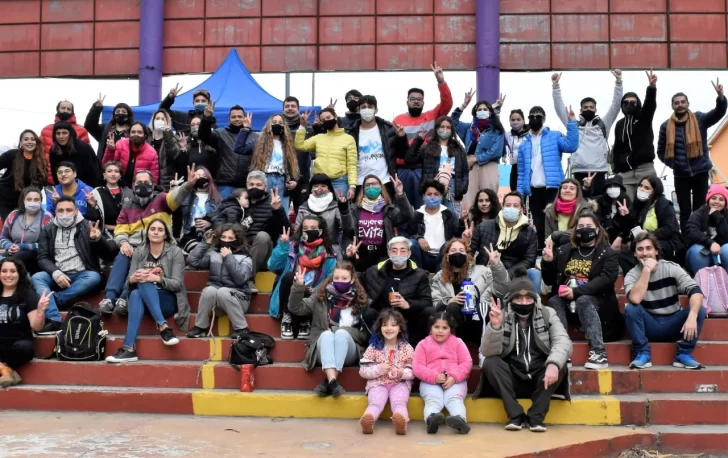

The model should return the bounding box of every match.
[295,128,358,186]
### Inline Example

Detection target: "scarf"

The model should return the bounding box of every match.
[555,198,577,215]
[469,120,489,145]
[496,212,528,251]
[361,197,385,213]
[326,282,357,327]
[297,238,326,271]
[665,111,703,160]
[307,192,333,213]
[284,113,301,129]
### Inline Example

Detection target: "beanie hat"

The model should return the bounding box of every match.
[309,173,334,194]
[505,267,539,302]
[706,184,728,204]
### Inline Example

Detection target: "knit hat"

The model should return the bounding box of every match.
[309,173,334,194]
[505,267,539,302]
[604,174,626,193]
[706,184,728,204]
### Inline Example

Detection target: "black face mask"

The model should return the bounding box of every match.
[575,227,597,244]
[114,114,129,125]
[271,124,284,136]
[511,303,533,316]
[529,118,543,131]
[227,124,242,133]
[134,183,153,198]
[346,100,359,113]
[57,112,72,121]
[219,241,236,250]
[312,124,326,135]
[448,252,467,268]
[322,119,337,131]
[247,188,266,201]
[302,230,321,243]
[195,177,209,190]
[408,106,423,117]
[581,110,596,122]
[622,102,639,116]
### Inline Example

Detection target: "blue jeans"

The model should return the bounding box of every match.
[527,268,542,294]
[267,173,289,213]
[397,168,423,209]
[317,329,358,371]
[624,303,706,355]
[31,270,103,322]
[685,243,728,274]
[330,175,349,198]
[218,186,235,199]
[124,283,178,348]
[409,237,443,274]
[105,251,132,301]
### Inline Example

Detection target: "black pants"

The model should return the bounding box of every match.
[10,250,40,275]
[528,187,558,250]
[509,164,518,191]
[483,355,567,423]
[444,302,483,346]
[172,207,184,239]
[0,339,34,368]
[278,272,312,337]
[674,171,710,231]
[363,304,436,347]
[573,171,607,198]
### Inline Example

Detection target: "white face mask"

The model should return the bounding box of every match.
[606,187,621,199]
[360,108,376,122]
[476,110,490,120]
[153,119,166,131]
[636,189,652,202]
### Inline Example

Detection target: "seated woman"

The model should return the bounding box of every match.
[684,185,728,274]
[344,174,413,272]
[296,174,354,252]
[594,175,632,248]
[0,129,49,219]
[268,215,338,340]
[542,212,624,370]
[431,238,508,345]
[105,219,189,363]
[288,260,370,397]
[466,188,501,226]
[179,166,221,250]
[186,223,253,340]
[92,161,133,237]
[0,258,50,387]
[544,178,591,249]
[0,187,54,274]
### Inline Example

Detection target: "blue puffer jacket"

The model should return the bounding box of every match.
[657,98,727,178]
[517,121,579,195]
[267,239,337,317]
[452,108,505,164]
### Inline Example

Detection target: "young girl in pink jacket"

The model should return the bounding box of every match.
[359,310,415,435]
[412,312,473,434]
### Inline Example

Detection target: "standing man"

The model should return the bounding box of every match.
[159,85,217,134]
[282,96,315,212]
[552,70,623,197]
[657,80,727,231]
[41,100,90,184]
[339,89,362,131]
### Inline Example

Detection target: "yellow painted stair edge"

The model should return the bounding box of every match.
[254,272,276,293]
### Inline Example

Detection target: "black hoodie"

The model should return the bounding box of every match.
[612,86,657,173]
[50,121,100,187]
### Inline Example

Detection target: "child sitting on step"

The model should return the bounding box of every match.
[412,312,473,435]
[359,309,415,435]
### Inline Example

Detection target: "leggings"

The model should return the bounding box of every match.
[365,382,411,420]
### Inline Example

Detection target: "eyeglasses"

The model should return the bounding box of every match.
[56,169,73,175]
[408,97,424,103]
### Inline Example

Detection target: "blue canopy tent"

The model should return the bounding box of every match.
[102,49,319,131]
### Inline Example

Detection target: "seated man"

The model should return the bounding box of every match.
[624,232,706,370]
[47,161,100,220]
[470,191,541,290]
[407,180,461,273]
[474,268,573,433]
[98,167,196,315]
[32,196,117,334]
[363,236,434,345]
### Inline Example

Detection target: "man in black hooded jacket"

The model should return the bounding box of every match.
[159,86,217,134]
[49,122,100,188]
[611,70,658,201]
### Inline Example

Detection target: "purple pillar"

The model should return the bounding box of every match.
[475,0,500,103]
[138,0,164,104]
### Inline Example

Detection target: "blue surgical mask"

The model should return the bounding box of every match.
[502,207,521,223]
[437,129,451,140]
[424,196,441,209]
[194,103,207,113]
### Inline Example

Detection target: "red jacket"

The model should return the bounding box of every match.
[103,138,160,184]
[41,114,90,184]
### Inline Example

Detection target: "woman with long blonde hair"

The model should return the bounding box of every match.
[251,114,300,211]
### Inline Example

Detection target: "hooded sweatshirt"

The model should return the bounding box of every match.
[52,212,86,279]
[496,211,529,252]
[49,122,101,187]
[46,179,95,217]
[612,87,657,173]
[41,113,90,183]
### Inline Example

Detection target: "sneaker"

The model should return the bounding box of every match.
[528,419,547,433]
[113,298,128,316]
[329,379,346,397]
[230,328,249,340]
[160,327,179,346]
[313,379,330,397]
[673,353,704,370]
[186,326,209,338]
[505,415,527,431]
[445,415,471,434]
[105,347,138,363]
[35,320,61,336]
[280,314,293,340]
[629,352,652,369]
[99,298,115,315]
[248,281,258,295]
[426,412,445,434]
[584,350,609,370]
[392,412,408,435]
[360,413,375,434]
[298,320,311,340]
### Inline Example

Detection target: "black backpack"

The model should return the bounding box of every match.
[228,331,275,367]
[55,302,107,361]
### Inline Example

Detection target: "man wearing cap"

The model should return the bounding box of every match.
[159,85,217,134]
[473,267,573,433]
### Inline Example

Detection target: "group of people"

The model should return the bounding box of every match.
[0,65,722,435]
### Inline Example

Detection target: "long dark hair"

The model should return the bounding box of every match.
[569,212,610,248]
[426,115,465,157]
[470,188,501,222]
[17,187,43,214]
[145,218,174,245]
[633,175,664,224]
[368,309,409,350]
[184,165,221,223]
[471,100,505,133]
[316,260,368,312]
[0,257,32,298]
[215,223,249,254]
[294,215,335,255]
[14,130,47,193]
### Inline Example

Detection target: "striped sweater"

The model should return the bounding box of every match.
[624,260,702,315]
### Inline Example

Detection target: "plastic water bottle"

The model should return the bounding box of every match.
[713,254,721,266]
[568,276,578,313]
[461,279,477,315]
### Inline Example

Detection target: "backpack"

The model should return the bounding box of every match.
[55,302,108,361]
[228,331,275,367]
[694,266,728,317]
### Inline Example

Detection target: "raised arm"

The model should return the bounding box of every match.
[601,69,624,130]
[551,72,569,127]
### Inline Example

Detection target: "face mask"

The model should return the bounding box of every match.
[606,187,621,199]
[510,121,524,131]
[581,110,596,122]
[575,227,598,244]
[247,188,266,201]
[194,103,207,113]
[322,119,337,131]
[502,207,521,223]
[134,183,153,198]
[114,114,129,125]
[448,252,467,268]
[424,196,441,209]
[408,106,423,117]
[333,281,352,294]
[153,120,166,130]
[364,186,381,199]
[24,201,41,214]
[360,108,376,122]
[190,126,199,137]
[529,118,543,131]
[346,100,359,113]
[390,254,409,268]
[131,136,145,146]
[57,112,72,121]
[622,103,639,116]
[476,110,490,119]
[271,124,284,136]
[219,241,236,250]
[437,129,451,140]
[195,177,209,190]
[302,230,321,243]
[313,189,330,198]
[56,213,75,228]
[511,303,533,317]
[636,189,652,202]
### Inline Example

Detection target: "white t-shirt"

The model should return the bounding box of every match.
[266,139,285,175]
[192,192,209,220]
[439,145,454,170]
[529,131,546,188]
[422,206,447,253]
[357,125,390,185]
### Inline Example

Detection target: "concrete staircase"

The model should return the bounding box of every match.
[1,271,727,455]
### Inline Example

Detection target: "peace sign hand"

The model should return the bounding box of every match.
[712,78,724,98]
[336,190,347,203]
[38,289,53,312]
[566,105,577,121]
[300,110,312,128]
[489,297,503,329]
[204,101,215,118]
[83,189,97,207]
[243,112,253,129]
[186,163,199,187]
[431,61,444,83]
[327,98,337,109]
[179,132,188,151]
[280,226,291,244]
[496,93,507,107]
[294,265,307,286]
[88,220,101,240]
[106,131,116,151]
[270,188,282,210]
[582,172,595,189]
[169,83,183,97]
[51,189,60,203]
[617,199,629,216]
[346,236,362,259]
[392,173,404,196]
[551,72,562,86]
[646,68,657,87]
[462,88,474,108]
[417,126,428,140]
[484,243,501,267]
[95,93,106,107]
[462,221,475,241]
[393,121,405,137]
